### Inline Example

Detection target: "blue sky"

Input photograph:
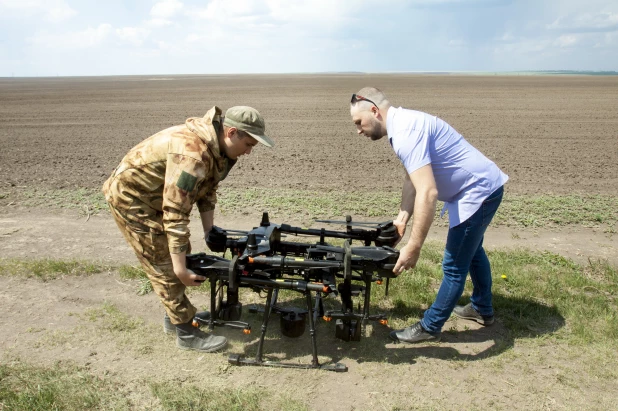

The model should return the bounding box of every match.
[1,0,617,76]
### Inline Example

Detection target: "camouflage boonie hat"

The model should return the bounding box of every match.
[223,106,274,148]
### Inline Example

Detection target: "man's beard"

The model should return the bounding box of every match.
[368,120,384,140]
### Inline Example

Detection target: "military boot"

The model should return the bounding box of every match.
[163,311,211,335]
[175,321,227,353]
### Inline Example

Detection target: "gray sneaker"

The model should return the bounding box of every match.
[453,303,494,326]
[164,311,211,334]
[389,322,441,344]
[175,322,227,353]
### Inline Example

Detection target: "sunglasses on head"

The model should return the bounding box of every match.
[351,94,378,108]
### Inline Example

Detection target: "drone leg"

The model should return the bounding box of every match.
[255,287,274,363]
[305,291,319,367]
[362,279,371,327]
[271,288,279,311]
[208,277,217,330]
[313,291,324,324]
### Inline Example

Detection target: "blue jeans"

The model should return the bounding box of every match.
[420,186,504,334]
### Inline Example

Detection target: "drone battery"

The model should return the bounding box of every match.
[220,302,243,321]
[280,311,306,338]
[335,319,361,341]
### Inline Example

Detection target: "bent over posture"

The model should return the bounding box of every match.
[350,87,508,343]
[103,106,274,352]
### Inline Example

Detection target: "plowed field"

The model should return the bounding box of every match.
[1,74,617,195]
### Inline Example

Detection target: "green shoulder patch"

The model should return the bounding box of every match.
[176,171,197,192]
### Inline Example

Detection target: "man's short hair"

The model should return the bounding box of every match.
[223,124,251,139]
[352,87,390,110]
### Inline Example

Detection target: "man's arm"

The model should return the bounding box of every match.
[200,209,214,238]
[393,164,438,274]
[393,172,416,245]
[171,251,206,286]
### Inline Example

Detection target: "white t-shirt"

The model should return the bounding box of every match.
[386,106,508,227]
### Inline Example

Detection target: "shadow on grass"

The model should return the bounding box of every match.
[221,294,565,368]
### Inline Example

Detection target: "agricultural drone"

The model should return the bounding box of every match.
[186,212,400,372]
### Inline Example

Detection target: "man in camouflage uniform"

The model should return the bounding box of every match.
[103,106,274,352]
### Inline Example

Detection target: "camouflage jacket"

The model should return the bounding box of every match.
[102,106,236,253]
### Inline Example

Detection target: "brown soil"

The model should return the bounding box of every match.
[0,74,617,195]
[1,75,617,410]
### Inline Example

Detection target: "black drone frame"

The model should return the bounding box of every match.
[186,212,400,372]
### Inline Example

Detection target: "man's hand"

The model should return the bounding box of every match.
[393,220,407,246]
[393,243,421,276]
[175,268,207,287]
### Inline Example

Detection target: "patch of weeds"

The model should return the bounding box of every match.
[497,194,618,228]
[33,330,72,348]
[118,264,153,295]
[136,278,154,295]
[0,258,108,281]
[118,264,146,280]
[84,302,143,333]
[81,302,160,355]
[150,381,308,411]
[489,249,617,346]
[363,242,617,349]
[18,187,107,212]
[216,189,618,229]
[0,360,130,410]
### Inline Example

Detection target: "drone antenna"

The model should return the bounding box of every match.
[261,211,270,227]
[247,233,258,253]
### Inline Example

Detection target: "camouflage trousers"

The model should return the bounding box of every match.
[108,205,197,325]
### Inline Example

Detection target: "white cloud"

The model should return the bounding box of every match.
[448,39,467,47]
[146,18,173,28]
[28,24,112,50]
[548,12,618,33]
[0,0,76,22]
[116,27,151,47]
[151,0,183,19]
[553,34,578,47]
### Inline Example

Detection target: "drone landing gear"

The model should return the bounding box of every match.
[228,288,348,372]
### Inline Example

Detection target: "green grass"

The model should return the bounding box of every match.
[381,242,618,346]
[0,361,309,411]
[2,244,616,348]
[0,259,153,295]
[17,187,108,213]
[84,302,144,333]
[0,361,130,410]
[150,381,308,411]
[118,265,153,295]
[5,187,618,229]
[0,258,107,281]
[219,189,618,228]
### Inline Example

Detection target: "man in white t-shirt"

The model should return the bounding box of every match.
[350,87,508,343]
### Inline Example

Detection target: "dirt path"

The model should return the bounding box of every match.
[1,208,616,266]
[1,208,617,410]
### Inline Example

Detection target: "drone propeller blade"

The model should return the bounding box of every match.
[314,245,396,262]
[222,229,250,235]
[193,261,230,271]
[314,219,385,227]
[348,247,395,261]
[314,244,344,253]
